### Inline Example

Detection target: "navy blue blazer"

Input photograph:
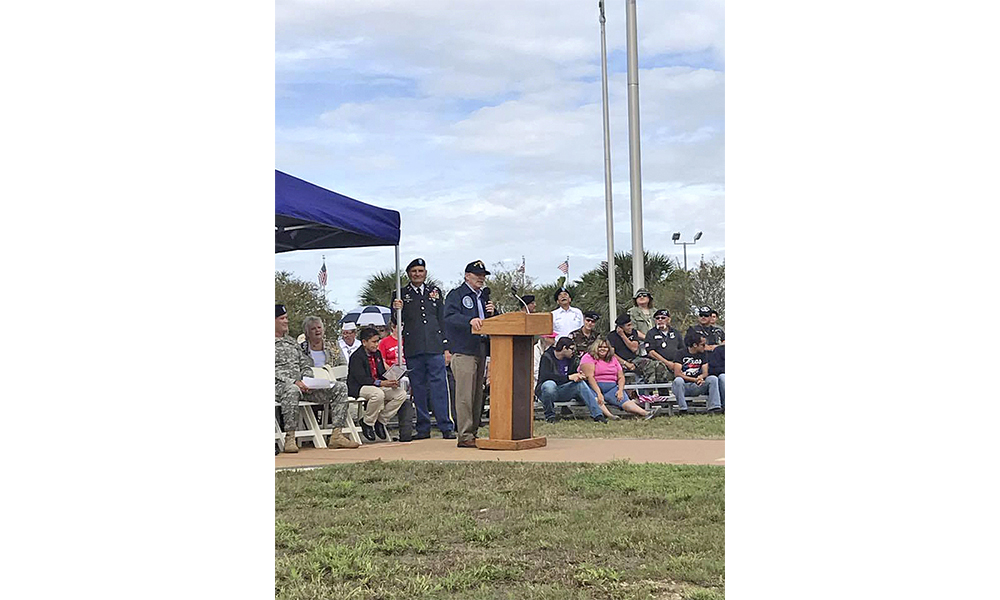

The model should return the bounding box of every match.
[443,282,491,355]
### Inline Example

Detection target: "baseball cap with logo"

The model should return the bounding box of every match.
[465,260,490,275]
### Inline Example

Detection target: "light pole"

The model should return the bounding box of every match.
[672,231,702,271]
[599,1,616,323]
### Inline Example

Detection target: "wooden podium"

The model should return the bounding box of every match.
[475,312,552,450]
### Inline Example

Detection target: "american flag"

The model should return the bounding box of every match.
[318,261,327,287]
[556,259,569,275]
[517,256,525,274]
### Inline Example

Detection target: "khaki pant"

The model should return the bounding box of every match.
[359,385,408,426]
[451,351,486,443]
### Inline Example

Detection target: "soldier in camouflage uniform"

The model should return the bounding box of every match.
[569,311,601,360]
[275,306,356,453]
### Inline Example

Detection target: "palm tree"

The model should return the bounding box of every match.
[573,251,678,325]
[358,269,445,306]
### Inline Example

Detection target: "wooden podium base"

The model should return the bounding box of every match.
[475,436,547,451]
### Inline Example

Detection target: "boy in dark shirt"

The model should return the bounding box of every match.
[535,337,607,423]
[670,333,723,414]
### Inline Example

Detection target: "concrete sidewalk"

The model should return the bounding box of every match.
[276,437,725,469]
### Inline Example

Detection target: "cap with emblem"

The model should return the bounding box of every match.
[698,306,713,317]
[521,294,535,304]
[465,260,490,275]
[654,309,670,318]
[275,304,287,318]
[406,258,426,271]
[583,311,601,320]
[615,314,631,327]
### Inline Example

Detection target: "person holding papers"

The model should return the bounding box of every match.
[348,326,409,442]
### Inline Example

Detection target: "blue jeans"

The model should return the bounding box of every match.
[407,353,455,434]
[597,381,624,408]
[718,373,725,410]
[671,375,722,411]
[537,380,603,419]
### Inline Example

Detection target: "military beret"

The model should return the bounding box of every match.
[275,304,287,318]
[553,288,571,302]
[615,313,631,327]
[583,311,601,320]
[465,260,490,275]
[521,294,535,304]
[406,258,426,271]
[654,309,670,318]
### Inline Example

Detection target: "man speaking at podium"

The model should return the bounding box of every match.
[444,260,495,448]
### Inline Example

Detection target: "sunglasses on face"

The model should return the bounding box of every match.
[655,316,668,320]
[584,317,596,322]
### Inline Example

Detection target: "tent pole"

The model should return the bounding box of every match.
[394,245,402,365]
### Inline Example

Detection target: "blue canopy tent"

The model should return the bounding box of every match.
[275,169,404,354]
[275,170,400,252]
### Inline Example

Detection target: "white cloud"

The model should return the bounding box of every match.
[275,0,724,307]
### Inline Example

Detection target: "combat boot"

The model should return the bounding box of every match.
[283,432,299,453]
[327,431,361,449]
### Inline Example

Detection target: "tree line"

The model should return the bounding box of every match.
[277,252,723,339]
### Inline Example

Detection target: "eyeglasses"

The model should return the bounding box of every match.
[584,317,596,322]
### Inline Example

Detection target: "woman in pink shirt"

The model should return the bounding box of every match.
[579,338,660,420]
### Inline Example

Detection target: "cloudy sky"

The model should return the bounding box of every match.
[275,0,724,310]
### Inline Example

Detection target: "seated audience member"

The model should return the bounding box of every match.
[710,309,724,338]
[520,294,536,313]
[569,311,601,360]
[627,288,656,340]
[671,333,723,414]
[686,306,725,354]
[533,332,557,381]
[275,305,358,453]
[609,314,671,390]
[338,322,361,360]
[580,338,660,420]
[536,337,607,423]
[300,315,359,446]
[348,326,409,441]
[708,343,725,412]
[551,289,584,338]
[643,309,684,378]
[377,317,407,376]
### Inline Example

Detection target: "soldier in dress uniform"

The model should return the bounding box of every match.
[391,258,457,440]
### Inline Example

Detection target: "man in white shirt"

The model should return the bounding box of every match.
[338,322,361,360]
[551,288,584,339]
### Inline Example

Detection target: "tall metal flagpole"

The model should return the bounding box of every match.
[625,0,645,293]
[599,1,617,322]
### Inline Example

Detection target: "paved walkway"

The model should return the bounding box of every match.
[276,437,724,469]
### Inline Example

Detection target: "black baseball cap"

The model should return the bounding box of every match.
[615,314,631,327]
[465,260,490,275]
